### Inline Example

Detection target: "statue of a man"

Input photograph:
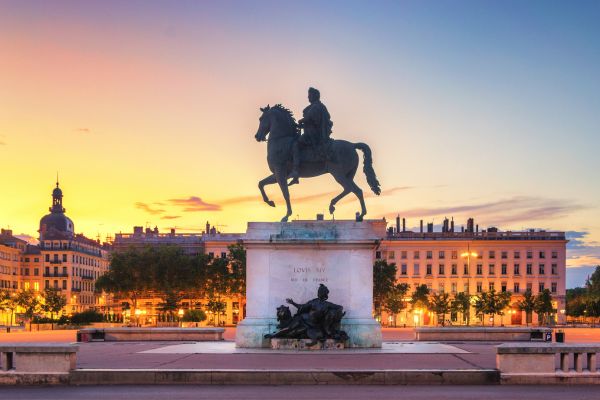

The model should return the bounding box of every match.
[289,87,333,185]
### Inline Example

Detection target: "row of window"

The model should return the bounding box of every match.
[383,250,560,260]
[41,279,95,292]
[417,281,558,294]
[208,251,228,259]
[0,251,18,261]
[18,266,100,278]
[43,253,103,267]
[399,263,559,276]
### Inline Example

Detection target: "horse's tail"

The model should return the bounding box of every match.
[354,142,381,195]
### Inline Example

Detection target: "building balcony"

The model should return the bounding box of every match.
[71,287,82,292]
[43,273,68,277]
[49,260,62,264]
[81,275,95,280]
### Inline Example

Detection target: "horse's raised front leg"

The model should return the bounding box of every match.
[329,188,350,215]
[275,170,292,222]
[258,174,277,207]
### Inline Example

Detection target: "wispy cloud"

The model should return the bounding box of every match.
[168,196,221,212]
[0,141,5,146]
[135,202,165,215]
[566,230,600,269]
[161,215,181,220]
[219,185,412,208]
[378,196,585,226]
[75,128,91,134]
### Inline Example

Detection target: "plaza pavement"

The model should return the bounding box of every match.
[1,327,598,371]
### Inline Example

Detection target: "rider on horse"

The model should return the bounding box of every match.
[289,87,333,185]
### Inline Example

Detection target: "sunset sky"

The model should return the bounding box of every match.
[1,1,599,286]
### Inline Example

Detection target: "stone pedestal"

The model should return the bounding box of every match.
[236,219,385,348]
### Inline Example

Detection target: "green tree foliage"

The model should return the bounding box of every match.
[0,289,18,326]
[410,284,430,310]
[373,260,397,319]
[451,292,471,325]
[41,288,67,325]
[566,287,587,317]
[565,266,600,323]
[206,299,227,326]
[71,309,104,324]
[383,283,410,326]
[96,246,155,315]
[516,289,536,326]
[227,243,246,297]
[429,292,451,326]
[156,290,184,321]
[534,289,555,326]
[15,289,40,330]
[181,309,207,323]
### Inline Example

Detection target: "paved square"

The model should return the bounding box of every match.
[140,341,469,354]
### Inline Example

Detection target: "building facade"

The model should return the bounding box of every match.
[0,181,110,325]
[377,217,567,326]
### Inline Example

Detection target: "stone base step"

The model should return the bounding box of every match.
[67,369,498,385]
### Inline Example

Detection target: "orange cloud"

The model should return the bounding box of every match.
[168,196,221,212]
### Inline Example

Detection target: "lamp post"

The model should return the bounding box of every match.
[461,245,478,325]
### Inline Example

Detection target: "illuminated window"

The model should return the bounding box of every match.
[34,282,39,291]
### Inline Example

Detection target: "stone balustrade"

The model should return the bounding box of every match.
[496,343,600,384]
[415,327,553,342]
[0,344,78,373]
[78,327,225,342]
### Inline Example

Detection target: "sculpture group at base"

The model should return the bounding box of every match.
[265,284,348,346]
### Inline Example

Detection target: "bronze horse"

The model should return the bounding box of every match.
[254,104,380,222]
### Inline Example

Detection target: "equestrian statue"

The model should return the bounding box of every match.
[254,87,381,222]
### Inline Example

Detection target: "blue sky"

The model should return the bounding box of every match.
[1,0,599,287]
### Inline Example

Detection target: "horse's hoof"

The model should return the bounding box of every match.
[281,216,289,222]
[267,200,275,207]
[329,205,335,214]
[356,214,364,222]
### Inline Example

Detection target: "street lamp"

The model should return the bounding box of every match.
[461,246,478,325]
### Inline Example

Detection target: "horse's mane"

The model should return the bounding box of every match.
[271,104,300,136]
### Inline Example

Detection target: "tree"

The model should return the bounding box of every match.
[429,292,451,326]
[451,292,471,325]
[0,289,18,327]
[566,287,587,318]
[15,289,40,331]
[516,290,536,326]
[495,291,512,326]
[206,298,227,326]
[383,283,410,327]
[96,246,154,320]
[204,256,234,326]
[156,290,184,322]
[373,260,397,320]
[227,243,246,297]
[181,309,207,323]
[150,245,196,323]
[473,291,491,326]
[41,288,67,328]
[534,289,555,326]
[410,284,430,310]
